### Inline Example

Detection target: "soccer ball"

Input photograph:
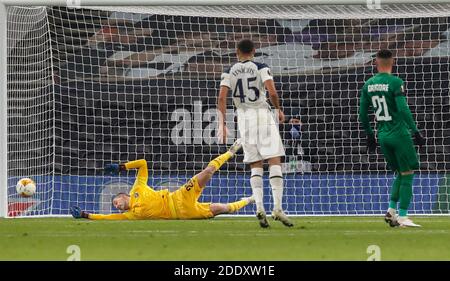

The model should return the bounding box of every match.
[16,178,36,197]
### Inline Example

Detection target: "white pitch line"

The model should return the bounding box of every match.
[1,229,449,238]
[128,230,180,233]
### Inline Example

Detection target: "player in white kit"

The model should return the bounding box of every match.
[217,39,293,228]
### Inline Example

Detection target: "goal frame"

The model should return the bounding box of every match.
[1,0,450,218]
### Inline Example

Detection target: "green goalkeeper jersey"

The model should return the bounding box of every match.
[359,72,418,139]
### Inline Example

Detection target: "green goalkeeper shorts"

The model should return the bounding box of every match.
[379,133,419,173]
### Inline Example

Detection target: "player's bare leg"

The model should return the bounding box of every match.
[193,139,254,216]
[250,160,269,228]
[268,157,293,227]
[196,139,243,188]
[210,197,255,216]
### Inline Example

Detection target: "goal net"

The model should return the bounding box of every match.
[4,3,450,217]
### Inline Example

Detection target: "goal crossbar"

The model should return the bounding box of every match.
[2,0,450,6]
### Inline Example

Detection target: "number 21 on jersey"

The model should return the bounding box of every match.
[371,95,392,121]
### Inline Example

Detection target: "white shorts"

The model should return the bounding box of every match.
[237,107,285,164]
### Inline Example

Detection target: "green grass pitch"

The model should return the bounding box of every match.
[1,216,449,261]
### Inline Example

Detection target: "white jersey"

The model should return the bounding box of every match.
[220,60,285,163]
[220,60,273,110]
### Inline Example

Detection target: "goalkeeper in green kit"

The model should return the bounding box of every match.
[359,50,426,228]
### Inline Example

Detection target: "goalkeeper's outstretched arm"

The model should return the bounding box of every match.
[71,159,150,220]
[105,159,149,185]
[70,206,129,220]
[105,159,148,178]
[123,159,148,179]
[88,213,129,220]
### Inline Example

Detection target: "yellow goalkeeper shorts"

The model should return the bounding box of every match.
[169,176,214,219]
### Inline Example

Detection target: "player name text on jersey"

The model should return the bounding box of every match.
[231,66,256,76]
[368,84,389,92]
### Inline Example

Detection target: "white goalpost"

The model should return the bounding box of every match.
[1,0,449,218]
[0,4,7,218]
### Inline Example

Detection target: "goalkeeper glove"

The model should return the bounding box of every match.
[104,163,125,175]
[413,131,426,147]
[366,134,377,153]
[70,206,89,219]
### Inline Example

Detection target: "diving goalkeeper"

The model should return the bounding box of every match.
[70,140,253,220]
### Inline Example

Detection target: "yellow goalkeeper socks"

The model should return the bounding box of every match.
[208,151,233,171]
[227,199,249,213]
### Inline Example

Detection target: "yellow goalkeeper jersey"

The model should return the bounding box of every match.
[89,159,172,220]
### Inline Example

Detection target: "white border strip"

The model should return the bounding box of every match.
[1,0,450,6]
[0,4,7,218]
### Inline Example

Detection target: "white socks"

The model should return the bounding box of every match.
[269,165,284,211]
[250,166,284,212]
[250,167,264,213]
